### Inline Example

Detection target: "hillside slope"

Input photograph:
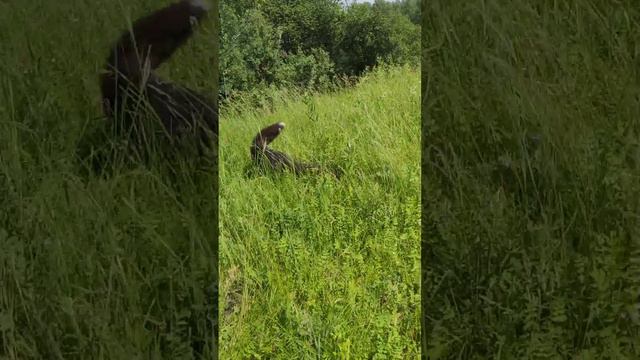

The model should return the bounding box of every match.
[220,66,421,358]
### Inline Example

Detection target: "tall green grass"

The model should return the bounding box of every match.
[220,66,421,358]
[0,1,218,358]
[424,1,640,358]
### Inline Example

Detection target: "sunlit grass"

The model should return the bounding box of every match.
[220,66,421,358]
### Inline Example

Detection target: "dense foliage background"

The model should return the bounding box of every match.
[219,0,420,100]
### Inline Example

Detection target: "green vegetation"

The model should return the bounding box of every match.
[219,1,421,357]
[0,1,218,358]
[219,65,421,358]
[424,1,640,358]
[220,0,420,98]
[0,0,419,358]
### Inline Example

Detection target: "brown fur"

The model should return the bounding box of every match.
[101,1,335,177]
[251,122,342,178]
[100,0,217,151]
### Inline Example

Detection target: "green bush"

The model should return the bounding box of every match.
[220,7,282,97]
[277,48,335,90]
[260,0,343,55]
[220,0,420,98]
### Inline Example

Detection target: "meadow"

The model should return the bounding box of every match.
[0,1,219,358]
[424,1,640,358]
[219,65,421,358]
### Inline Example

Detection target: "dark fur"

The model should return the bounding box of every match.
[99,1,218,356]
[251,122,343,178]
[100,0,217,153]
[99,0,335,177]
[251,122,321,174]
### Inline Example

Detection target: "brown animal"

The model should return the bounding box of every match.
[251,122,342,178]
[100,0,217,153]
[251,122,312,173]
[100,0,334,176]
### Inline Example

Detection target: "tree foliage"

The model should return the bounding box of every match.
[220,0,420,99]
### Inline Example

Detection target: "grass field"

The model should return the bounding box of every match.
[219,65,421,358]
[0,1,219,358]
[424,1,640,358]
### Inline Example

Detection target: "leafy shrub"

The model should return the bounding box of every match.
[220,0,420,98]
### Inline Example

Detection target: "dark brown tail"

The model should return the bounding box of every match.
[100,0,217,143]
[251,122,341,177]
